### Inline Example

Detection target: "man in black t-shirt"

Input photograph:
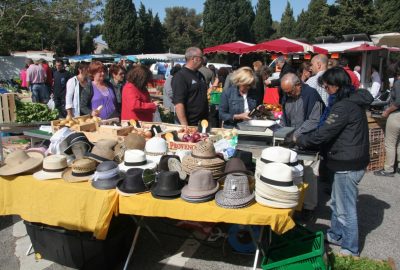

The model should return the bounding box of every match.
[53,60,72,117]
[172,47,209,126]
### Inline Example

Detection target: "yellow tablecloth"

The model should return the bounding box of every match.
[0,175,118,240]
[119,192,295,235]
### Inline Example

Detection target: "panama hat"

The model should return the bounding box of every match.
[255,191,298,209]
[215,173,254,209]
[62,158,96,183]
[256,162,298,193]
[119,149,157,171]
[181,169,219,200]
[145,137,168,164]
[92,161,125,190]
[33,155,68,180]
[255,147,291,176]
[289,149,303,178]
[0,150,44,176]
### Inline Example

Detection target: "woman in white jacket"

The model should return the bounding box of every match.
[65,62,90,117]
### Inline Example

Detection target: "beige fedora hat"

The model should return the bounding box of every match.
[62,158,97,183]
[33,155,68,180]
[0,150,43,176]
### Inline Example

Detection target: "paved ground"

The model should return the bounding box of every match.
[0,171,399,270]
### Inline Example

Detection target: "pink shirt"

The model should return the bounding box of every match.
[26,64,46,84]
[20,69,27,88]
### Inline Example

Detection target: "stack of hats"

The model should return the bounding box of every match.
[119,149,157,171]
[181,140,225,179]
[145,137,168,164]
[151,171,183,199]
[85,139,118,163]
[92,161,125,190]
[181,169,219,203]
[289,149,304,185]
[215,172,254,209]
[255,154,299,208]
[0,150,44,176]
[33,155,68,180]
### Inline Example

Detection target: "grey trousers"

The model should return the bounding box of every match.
[303,161,318,210]
[384,111,400,172]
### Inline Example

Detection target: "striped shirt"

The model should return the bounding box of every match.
[306,71,328,106]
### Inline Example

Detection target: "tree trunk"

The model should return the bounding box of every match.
[76,23,81,55]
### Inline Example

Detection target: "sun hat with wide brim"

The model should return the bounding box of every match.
[0,150,44,176]
[256,162,298,193]
[33,155,68,180]
[255,192,298,209]
[62,158,97,183]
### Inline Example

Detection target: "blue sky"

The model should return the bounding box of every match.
[133,0,336,22]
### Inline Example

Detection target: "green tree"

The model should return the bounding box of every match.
[279,2,296,38]
[164,7,202,53]
[375,0,400,33]
[252,0,274,42]
[150,14,166,53]
[136,4,153,53]
[203,0,254,48]
[103,0,137,54]
[330,0,377,37]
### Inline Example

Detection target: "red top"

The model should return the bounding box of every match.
[41,63,53,86]
[344,66,360,90]
[121,82,156,121]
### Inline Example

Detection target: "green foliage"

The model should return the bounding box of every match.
[279,2,296,38]
[252,0,274,42]
[164,7,202,54]
[103,0,137,54]
[203,0,254,48]
[16,100,59,123]
[331,253,392,270]
[375,0,400,33]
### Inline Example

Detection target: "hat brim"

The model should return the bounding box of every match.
[0,152,44,176]
[255,173,299,193]
[181,193,215,203]
[33,169,65,180]
[116,186,149,196]
[150,181,182,198]
[85,152,113,163]
[255,193,298,209]
[146,154,164,164]
[214,190,255,208]
[92,173,125,190]
[255,179,299,198]
[181,182,220,198]
[62,168,94,183]
[119,159,157,171]
[151,190,181,200]
[215,198,254,209]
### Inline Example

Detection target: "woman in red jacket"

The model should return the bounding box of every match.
[121,65,157,121]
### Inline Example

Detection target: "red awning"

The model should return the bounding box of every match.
[241,37,328,55]
[345,43,384,52]
[203,41,255,55]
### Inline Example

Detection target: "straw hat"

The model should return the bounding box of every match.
[289,149,303,178]
[0,150,44,176]
[119,149,157,171]
[255,192,298,209]
[92,161,125,190]
[181,169,219,201]
[145,137,168,164]
[181,140,225,179]
[255,146,291,178]
[62,158,97,183]
[85,142,116,163]
[215,173,254,209]
[33,155,68,180]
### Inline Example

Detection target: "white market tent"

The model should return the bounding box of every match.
[134,53,185,62]
[313,41,374,53]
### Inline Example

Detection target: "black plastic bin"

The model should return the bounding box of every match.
[24,215,135,270]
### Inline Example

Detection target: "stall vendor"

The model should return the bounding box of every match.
[219,67,258,129]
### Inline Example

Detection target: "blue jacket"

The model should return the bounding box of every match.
[219,86,257,128]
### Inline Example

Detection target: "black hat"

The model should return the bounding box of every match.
[63,132,94,155]
[158,155,180,172]
[117,168,148,195]
[91,161,125,190]
[151,171,183,199]
[233,150,254,172]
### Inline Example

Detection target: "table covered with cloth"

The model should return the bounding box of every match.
[0,175,118,240]
[119,192,295,235]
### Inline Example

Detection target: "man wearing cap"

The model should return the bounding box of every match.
[172,47,209,126]
[281,73,325,222]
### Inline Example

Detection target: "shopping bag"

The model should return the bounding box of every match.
[47,97,55,110]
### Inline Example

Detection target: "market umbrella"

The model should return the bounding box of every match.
[203,41,255,55]
[241,37,328,54]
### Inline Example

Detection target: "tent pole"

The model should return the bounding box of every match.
[361,52,367,88]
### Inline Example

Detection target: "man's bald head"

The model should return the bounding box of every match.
[310,54,328,75]
[281,73,301,97]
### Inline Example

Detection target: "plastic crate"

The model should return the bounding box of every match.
[262,231,326,270]
[210,92,222,105]
[369,128,384,144]
[270,224,314,246]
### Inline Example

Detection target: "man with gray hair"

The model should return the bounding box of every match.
[26,58,49,104]
[172,47,208,126]
[306,54,329,105]
[281,72,325,222]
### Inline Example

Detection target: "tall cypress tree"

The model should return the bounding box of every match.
[103,0,137,54]
[136,3,152,53]
[279,2,296,38]
[375,0,400,33]
[203,0,254,47]
[150,14,166,53]
[252,0,274,42]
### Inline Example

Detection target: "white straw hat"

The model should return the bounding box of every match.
[119,149,157,171]
[145,137,168,164]
[33,155,68,180]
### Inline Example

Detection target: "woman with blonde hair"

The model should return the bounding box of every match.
[219,67,258,128]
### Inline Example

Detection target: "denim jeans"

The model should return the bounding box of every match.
[31,83,50,104]
[328,169,365,256]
